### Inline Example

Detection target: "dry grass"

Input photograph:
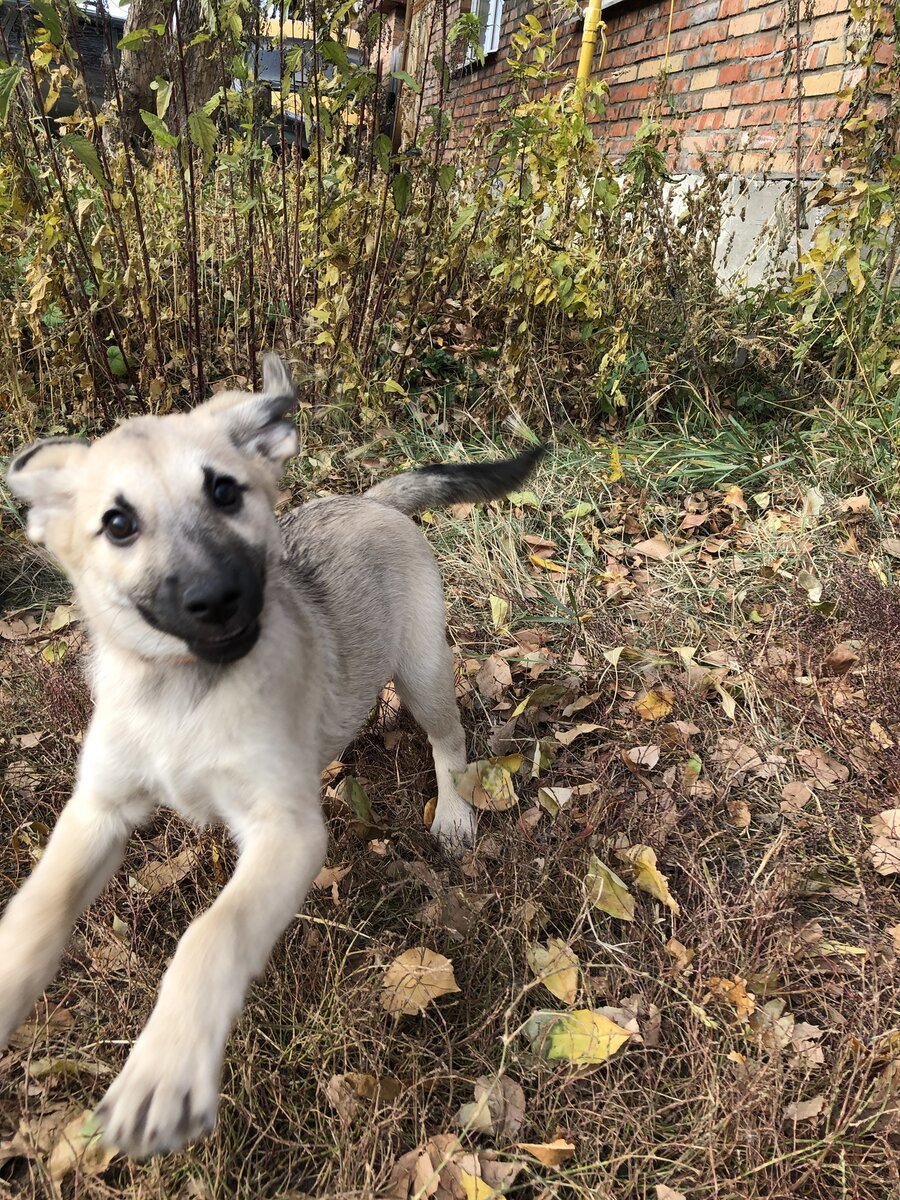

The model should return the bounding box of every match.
[1,432,899,1200]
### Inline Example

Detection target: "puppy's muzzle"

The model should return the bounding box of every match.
[139,552,266,664]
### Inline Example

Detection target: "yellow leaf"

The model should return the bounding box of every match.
[633,687,674,721]
[516,1138,576,1166]
[846,246,865,294]
[705,975,756,1020]
[381,947,460,1017]
[722,485,747,512]
[451,759,519,811]
[459,1170,498,1200]
[586,854,635,921]
[489,595,509,628]
[616,845,680,914]
[529,554,566,572]
[526,937,579,1004]
[609,445,624,483]
[546,1009,631,1063]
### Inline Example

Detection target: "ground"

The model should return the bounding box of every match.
[1,424,898,1200]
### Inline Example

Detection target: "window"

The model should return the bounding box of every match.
[467,0,503,61]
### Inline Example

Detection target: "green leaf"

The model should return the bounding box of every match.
[117,27,152,50]
[320,40,350,72]
[107,344,128,377]
[0,64,23,125]
[338,776,375,836]
[450,205,476,240]
[438,163,455,195]
[374,132,392,173]
[140,109,178,148]
[187,109,217,166]
[32,0,63,45]
[564,500,594,519]
[390,69,422,94]
[391,170,411,216]
[60,134,107,189]
[152,76,173,120]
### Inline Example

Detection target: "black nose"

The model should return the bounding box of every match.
[183,581,242,626]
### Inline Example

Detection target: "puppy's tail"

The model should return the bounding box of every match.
[364,445,547,516]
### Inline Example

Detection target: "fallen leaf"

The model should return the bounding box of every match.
[722,485,747,512]
[475,654,513,700]
[823,643,859,675]
[631,536,671,561]
[48,1111,115,1184]
[784,1094,826,1123]
[537,786,572,816]
[802,487,824,519]
[887,923,900,952]
[881,536,900,559]
[525,1008,632,1064]
[455,1075,526,1138]
[488,596,509,629]
[665,937,694,973]
[313,863,351,902]
[836,494,869,514]
[655,1187,687,1200]
[459,1171,497,1200]
[515,1138,575,1167]
[554,722,601,746]
[869,808,900,875]
[616,845,680,914]
[451,758,519,811]
[381,947,460,1017]
[325,1072,403,1123]
[586,855,635,921]
[529,554,566,573]
[727,798,751,830]
[704,975,756,1021]
[781,781,813,812]
[527,938,579,1004]
[796,748,848,789]
[633,687,674,720]
[624,744,660,769]
[132,847,197,897]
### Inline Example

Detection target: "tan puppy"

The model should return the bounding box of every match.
[0,355,543,1157]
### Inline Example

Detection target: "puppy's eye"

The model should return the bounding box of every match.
[102,508,139,545]
[209,474,243,512]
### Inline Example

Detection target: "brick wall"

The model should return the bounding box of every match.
[415,0,877,175]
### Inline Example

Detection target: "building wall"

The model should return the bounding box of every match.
[428,0,874,174]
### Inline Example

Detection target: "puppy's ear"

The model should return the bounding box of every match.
[6,437,89,543]
[199,353,298,469]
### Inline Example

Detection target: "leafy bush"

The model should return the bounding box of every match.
[0,0,896,452]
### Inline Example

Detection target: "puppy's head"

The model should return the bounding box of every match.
[7,354,298,665]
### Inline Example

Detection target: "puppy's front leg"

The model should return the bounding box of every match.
[95,794,328,1158]
[0,786,137,1046]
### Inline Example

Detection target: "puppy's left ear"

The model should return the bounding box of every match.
[199,353,299,469]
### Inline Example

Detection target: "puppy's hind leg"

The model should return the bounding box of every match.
[394,606,476,855]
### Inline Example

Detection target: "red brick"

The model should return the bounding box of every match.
[732,81,765,103]
[718,62,750,84]
[763,77,789,99]
[743,32,780,55]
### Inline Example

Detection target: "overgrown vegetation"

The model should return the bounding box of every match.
[1,0,899,1197]
[0,0,897,451]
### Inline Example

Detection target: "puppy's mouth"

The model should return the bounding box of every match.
[188,619,261,664]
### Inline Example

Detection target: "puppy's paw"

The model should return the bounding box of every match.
[430,796,478,857]
[94,1020,223,1158]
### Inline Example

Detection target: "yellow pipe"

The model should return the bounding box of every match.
[577,0,605,85]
